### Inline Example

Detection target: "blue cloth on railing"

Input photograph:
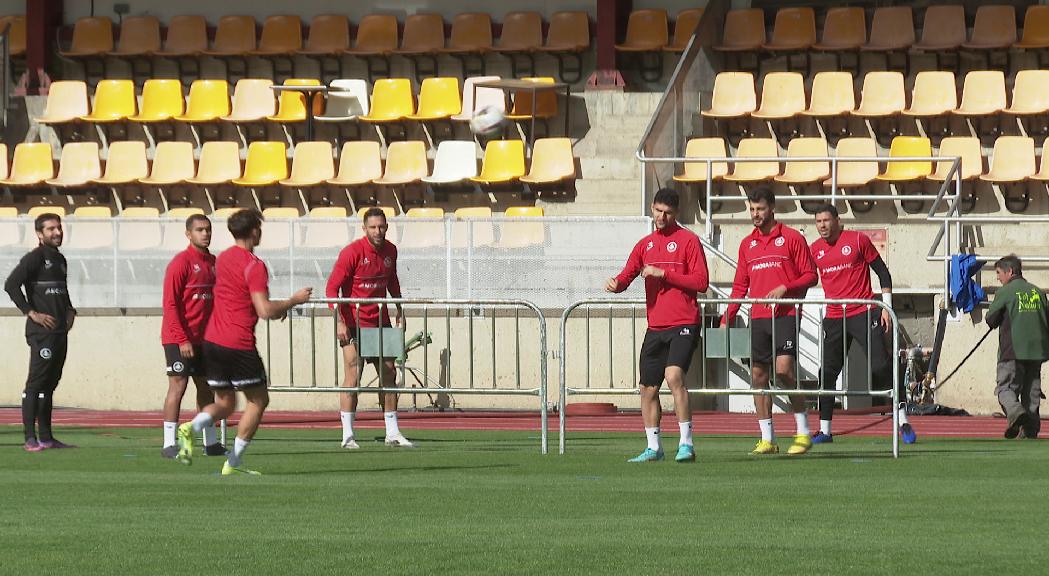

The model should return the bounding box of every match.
[949,254,986,313]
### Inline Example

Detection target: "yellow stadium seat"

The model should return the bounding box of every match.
[393,13,446,56]
[186,141,242,185]
[60,16,113,58]
[407,207,444,218]
[112,15,161,56]
[80,79,136,123]
[221,79,276,123]
[451,75,503,122]
[963,5,1017,50]
[118,206,162,251]
[471,140,526,184]
[763,7,816,52]
[876,137,932,182]
[422,140,478,184]
[520,138,576,184]
[615,9,669,51]
[300,14,350,55]
[752,72,806,120]
[1005,70,1049,116]
[400,207,446,249]
[46,142,101,187]
[3,15,25,57]
[344,14,399,56]
[141,142,196,185]
[268,78,322,123]
[701,72,756,119]
[374,141,429,185]
[359,78,414,123]
[328,141,383,186]
[176,79,230,123]
[407,77,462,121]
[155,15,208,57]
[168,207,205,218]
[903,71,957,117]
[775,138,830,184]
[853,71,906,118]
[825,138,879,188]
[280,141,335,187]
[34,80,89,125]
[93,141,148,184]
[302,206,350,249]
[498,206,546,248]
[813,7,866,51]
[714,8,764,52]
[1015,6,1049,49]
[233,142,288,186]
[0,143,7,180]
[1032,140,1049,181]
[0,143,54,186]
[929,137,984,182]
[723,138,780,182]
[980,136,1035,183]
[211,207,241,218]
[673,137,728,183]
[452,206,494,248]
[205,15,257,56]
[28,205,67,218]
[444,12,494,54]
[309,206,347,218]
[129,79,184,123]
[913,5,966,52]
[862,7,914,52]
[665,9,704,53]
[253,15,302,55]
[506,77,557,120]
[803,72,855,118]
[954,71,1007,117]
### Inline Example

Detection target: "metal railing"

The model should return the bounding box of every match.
[0,18,9,128]
[558,297,902,457]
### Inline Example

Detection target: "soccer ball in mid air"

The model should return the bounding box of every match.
[469,105,507,136]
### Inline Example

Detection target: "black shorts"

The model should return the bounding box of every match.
[202,341,267,391]
[638,325,699,386]
[25,332,68,393]
[164,343,204,377]
[750,316,798,365]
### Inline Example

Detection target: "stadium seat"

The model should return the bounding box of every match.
[253,15,302,56]
[813,7,866,51]
[451,75,503,123]
[0,204,19,248]
[280,141,335,187]
[803,72,855,118]
[2,15,25,57]
[33,80,89,125]
[1031,141,1049,181]
[232,142,288,186]
[422,140,478,184]
[299,14,350,56]
[80,79,136,123]
[963,5,1017,50]
[825,137,879,188]
[316,79,369,121]
[876,137,932,182]
[0,143,54,186]
[0,143,6,180]
[1004,70,1049,116]
[175,79,231,123]
[205,15,257,57]
[444,12,493,56]
[168,207,205,218]
[1015,6,1049,50]
[68,206,114,250]
[701,72,756,119]
[60,16,113,58]
[257,206,300,251]
[267,78,322,124]
[118,206,162,251]
[673,137,728,183]
[154,15,208,57]
[328,141,383,186]
[498,205,545,248]
[506,76,557,121]
[407,77,462,121]
[775,138,830,184]
[903,71,957,118]
[493,12,543,75]
[615,9,669,52]
[129,79,184,123]
[751,72,806,120]
[186,141,242,185]
[862,7,914,53]
[374,141,429,185]
[344,14,399,56]
[981,136,1035,183]
[929,137,984,182]
[538,11,590,82]
[763,7,816,52]
[954,71,1007,117]
[111,15,161,57]
[520,137,575,185]
[302,206,350,249]
[400,207,446,249]
[452,206,494,248]
[393,13,446,72]
[27,205,67,218]
[913,5,966,52]
[46,142,101,187]
[471,140,526,184]
[714,8,764,52]
[141,141,196,185]
[665,9,704,53]
[853,72,906,118]
[221,79,276,123]
[94,141,148,184]
[723,138,780,182]
[358,78,414,124]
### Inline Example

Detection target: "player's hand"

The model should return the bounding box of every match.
[395,307,404,328]
[765,285,788,300]
[880,308,893,331]
[336,320,349,343]
[641,266,665,279]
[604,277,619,293]
[291,287,313,305]
[28,310,57,330]
[179,342,195,359]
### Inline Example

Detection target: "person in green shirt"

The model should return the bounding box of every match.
[986,255,1049,439]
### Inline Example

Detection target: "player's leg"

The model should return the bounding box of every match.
[178,342,235,464]
[21,334,49,451]
[629,330,667,462]
[856,313,915,444]
[379,357,412,447]
[815,317,847,443]
[221,348,268,474]
[773,317,810,455]
[192,373,225,455]
[162,343,191,458]
[749,319,778,454]
[664,325,699,462]
[338,340,362,448]
[37,333,71,448]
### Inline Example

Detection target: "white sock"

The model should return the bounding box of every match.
[384,411,401,437]
[202,423,218,447]
[758,418,774,442]
[820,419,832,435]
[645,427,661,451]
[190,412,213,434]
[898,407,910,425]
[678,420,693,447]
[163,421,177,447]
[228,437,249,467]
[794,412,810,436]
[341,411,355,441]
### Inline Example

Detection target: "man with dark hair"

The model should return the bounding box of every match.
[326,207,411,449]
[160,214,224,459]
[606,187,710,462]
[986,255,1049,439]
[4,213,77,451]
[721,187,818,455]
[176,209,312,474]
[808,204,916,445]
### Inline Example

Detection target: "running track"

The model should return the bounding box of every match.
[0,408,1016,438]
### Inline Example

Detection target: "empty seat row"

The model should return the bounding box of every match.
[614,8,705,53]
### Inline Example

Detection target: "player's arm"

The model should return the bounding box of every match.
[326,249,355,338]
[721,244,750,327]
[870,255,894,325]
[251,288,313,320]
[161,258,191,348]
[388,257,404,327]
[4,251,56,329]
[985,291,1006,329]
[786,236,819,292]
[606,239,645,293]
[661,238,710,293]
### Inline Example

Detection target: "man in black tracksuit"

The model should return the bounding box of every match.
[4,212,77,451]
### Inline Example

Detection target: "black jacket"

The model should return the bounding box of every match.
[4,244,74,336]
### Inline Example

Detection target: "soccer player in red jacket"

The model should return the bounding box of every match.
[326,207,410,449]
[809,204,915,445]
[721,187,818,456]
[606,188,710,463]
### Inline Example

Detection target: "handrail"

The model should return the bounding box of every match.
[0,19,10,128]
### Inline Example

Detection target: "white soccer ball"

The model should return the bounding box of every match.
[470,105,507,136]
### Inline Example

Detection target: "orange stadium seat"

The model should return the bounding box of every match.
[394,13,445,57]
[538,11,590,82]
[714,9,764,52]
[665,9,704,53]
[345,14,398,56]
[493,11,543,54]
[963,5,1017,50]
[763,7,816,52]
[813,8,866,51]
[615,9,669,52]
[60,16,113,58]
[112,15,160,58]
[300,14,350,56]
[1015,6,1049,50]
[444,12,493,55]
[205,15,257,57]
[862,7,914,52]
[254,15,302,56]
[702,72,756,119]
[673,137,728,184]
[913,5,966,52]
[155,15,208,57]
[2,15,25,57]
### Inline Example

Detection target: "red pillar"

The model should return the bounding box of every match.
[26,0,63,90]
[587,0,630,90]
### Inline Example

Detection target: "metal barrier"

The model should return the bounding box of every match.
[559,297,902,457]
[262,297,549,453]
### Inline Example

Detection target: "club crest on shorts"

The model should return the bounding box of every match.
[40,348,52,359]
[783,339,794,350]
[842,245,853,256]
[172,361,185,373]
[774,237,785,247]
[667,241,678,253]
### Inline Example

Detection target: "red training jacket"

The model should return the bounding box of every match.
[326,237,402,328]
[723,222,817,324]
[161,246,216,345]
